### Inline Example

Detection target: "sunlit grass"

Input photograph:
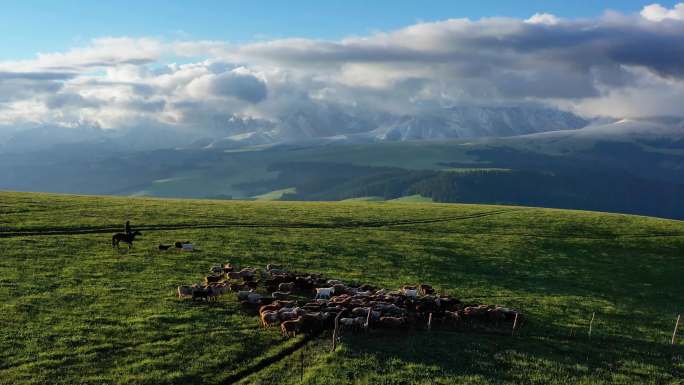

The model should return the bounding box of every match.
[1,191,683,384]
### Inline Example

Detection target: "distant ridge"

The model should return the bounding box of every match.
[199,105,589,149]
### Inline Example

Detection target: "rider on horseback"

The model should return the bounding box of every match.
[112,220,140,249]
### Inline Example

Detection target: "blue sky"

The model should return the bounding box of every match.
[0,0,679,59]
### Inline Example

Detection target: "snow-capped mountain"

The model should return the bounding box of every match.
[0,105,594,153]
[200,105,590,149]
[522,118,684,141]
[371,106,589,141]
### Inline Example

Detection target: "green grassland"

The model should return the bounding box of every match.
[119,141,482,199]
[1,191,684,384]
[339,196,385,202]
[339,195,434,203]
[388,194,434,203]
[253,188,297,201]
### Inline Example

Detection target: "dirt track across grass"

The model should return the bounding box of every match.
[0,209,515,238]
[2,207,683,239]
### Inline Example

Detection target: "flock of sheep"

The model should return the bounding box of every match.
[178,263,522,338]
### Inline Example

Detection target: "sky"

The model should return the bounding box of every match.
[1,1,684,139]
[1,0,680,59]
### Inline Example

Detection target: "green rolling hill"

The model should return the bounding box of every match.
[1,191,683,384]
[2,133,683,220]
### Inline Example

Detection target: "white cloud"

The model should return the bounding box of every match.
[0,37,166,74]
[186,68,267,103]
[525,13,561,25]
[641,3,684,21]
[1,8,684,136]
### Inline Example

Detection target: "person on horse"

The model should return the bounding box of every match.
[113,221,141,249]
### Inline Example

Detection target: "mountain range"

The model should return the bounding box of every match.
[195,105,590,150]
[0,105,590,153]
[1,105,683,219]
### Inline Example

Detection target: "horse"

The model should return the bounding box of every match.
[112,231,142,249]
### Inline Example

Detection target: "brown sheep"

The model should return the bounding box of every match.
[351,307,371,317]
[301,312,330,332]
[206,286,222,301]
[177,285,194,298]
[497,308,521,322]
[281,317,303,337]
[227,272,242,280]
[229,283,246,292]
[379,316,407,328]
[272,291,290,300]
[339,317,366,331]
[236,290,255,301]
[266,263,283,271]
[462,305,489,323]
[239,268,256,278]
[278,282,294,292]
[487,308,506,324]
[464,305,488,317]
[192,287,212,301]
[216,283,230,295]
[273,300,297,308]
[444,310,462,328]
[351,307,381,320]
[205,275,224,284]
[278,307,304,321]
[303,302,324,312]
[259,304,284,315]
[419,284,435,296]
[332,284,348,295]
[261,311,280,328]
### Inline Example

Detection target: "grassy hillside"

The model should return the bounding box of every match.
[253,188,297,201]
[2,137,684,219]
[1,191,683,384]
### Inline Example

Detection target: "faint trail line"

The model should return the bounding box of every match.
[1,207,683,239]
[224,331,321,385]
[0,209,517,238]
[431,230,684,240]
